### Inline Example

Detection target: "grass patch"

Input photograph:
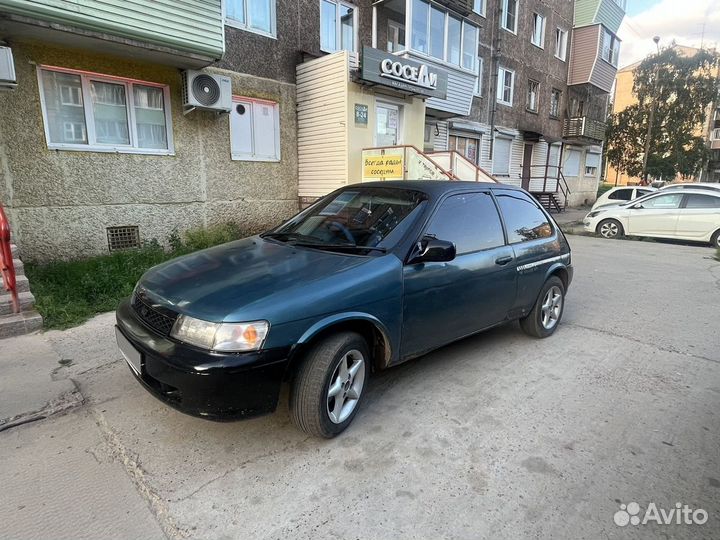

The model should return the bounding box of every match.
[25,223,246,330]
[596,183,614,198]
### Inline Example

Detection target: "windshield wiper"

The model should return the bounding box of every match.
[261,232,318,243]
[292,242,387,253]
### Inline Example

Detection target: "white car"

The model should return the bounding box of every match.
[583,189,720,248]
[659,182,720,193]
[591,186,656,211]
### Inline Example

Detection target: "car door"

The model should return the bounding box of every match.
[675,193,720,239]
[627,192,683,236]
[401,192,517,359]
[493,190,563,312]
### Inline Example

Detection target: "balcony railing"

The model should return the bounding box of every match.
[563,117,607,142]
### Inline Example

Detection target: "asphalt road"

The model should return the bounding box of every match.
[2,235,719,539]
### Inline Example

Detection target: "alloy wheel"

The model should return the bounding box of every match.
[599,221,619,238]
[326,349,365,424]
[540,286,563,330]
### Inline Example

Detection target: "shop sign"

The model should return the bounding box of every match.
[360,47,448,99]
[363,154,404,179]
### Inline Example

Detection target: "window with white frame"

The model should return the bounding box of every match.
[531,13,545,48]
[492,136,512,175]
[410,0,479,71]
[473,0,485,16]
[321,0,357,53]
[585,152,600,175]
[602,28,620,66]
[475,56,484,96]
[225,0,275,37]
[501,0,518,34]
[386,20,405,52]
[555,28,568,60]
[550,88,561,118]
[497,67,514,106]
[230,97,280,162]
[38,68,172,153]
[526,80,539,112]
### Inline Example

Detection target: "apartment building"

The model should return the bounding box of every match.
[0,0,624,262]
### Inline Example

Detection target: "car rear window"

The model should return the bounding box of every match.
[609,189,633,200]
[684,194,720,209]
[495,190,553,244]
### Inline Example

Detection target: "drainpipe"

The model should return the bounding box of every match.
[488,9,500,161]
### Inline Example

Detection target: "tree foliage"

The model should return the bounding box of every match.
[605,47,720,181]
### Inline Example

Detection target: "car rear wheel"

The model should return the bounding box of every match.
[520,276,566,338]
[597,218,624,239]
[290,332,370,438]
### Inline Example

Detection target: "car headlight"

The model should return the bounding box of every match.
[587,210,603,218]
[170,315,269,352]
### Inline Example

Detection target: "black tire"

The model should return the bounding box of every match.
[290,332,370,438]
[520,276,566,338]
[711,230,720,249]
[596,218,624,239]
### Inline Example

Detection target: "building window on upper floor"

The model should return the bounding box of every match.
[321,0,358,53]
[410,0,479,71]
[473,0,486,17]
[225,0,276,38]
[386,20,406,52]
[531,13,545,48]
[555,28,568,61]
[569,97,585,117]
[497,67,514,106]
[475,56,484,96]
[550,88,561,118]
[602,28,620,66]
[37,67,173,154]
[526,80,539,112]
[230,97,281,162]
[501,0,518,34]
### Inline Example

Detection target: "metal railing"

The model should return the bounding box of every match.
[0,203,19,314]
[524,165,571,209]
[563,117,607,142]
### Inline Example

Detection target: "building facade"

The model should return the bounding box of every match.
[0,0,624,262]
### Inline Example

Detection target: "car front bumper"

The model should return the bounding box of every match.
[115,299,289,421]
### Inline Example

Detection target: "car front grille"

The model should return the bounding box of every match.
[131,294,178,336]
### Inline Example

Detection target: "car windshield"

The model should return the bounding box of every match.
[264,187,426,253]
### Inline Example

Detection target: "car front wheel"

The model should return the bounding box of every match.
[597,218,624,239]
[290,332,370,438]
[711,230,720,249]
[520,276,566,338]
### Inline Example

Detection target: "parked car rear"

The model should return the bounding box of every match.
[591,186,656,211]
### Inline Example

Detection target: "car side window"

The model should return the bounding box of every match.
[495,190,553,244]
[609,189,632,201]
[424,193,505,254]
[637,189,652,197]
[684,194,720,209]
[640,193,683,209]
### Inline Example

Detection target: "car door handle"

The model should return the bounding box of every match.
[495,256,513,266]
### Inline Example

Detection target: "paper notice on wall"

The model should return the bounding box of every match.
[362,154,404,180]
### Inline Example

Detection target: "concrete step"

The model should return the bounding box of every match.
[0,310,43,339]
[0,291,35,316]
[10,243,18,258]
[7,275,31,293]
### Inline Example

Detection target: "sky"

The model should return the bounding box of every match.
[617,0,720,68]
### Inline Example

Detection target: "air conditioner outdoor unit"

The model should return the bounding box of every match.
[0,46,17,90]
[181,70,232,113]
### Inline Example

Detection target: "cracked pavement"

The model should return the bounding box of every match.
[1,235,719,539]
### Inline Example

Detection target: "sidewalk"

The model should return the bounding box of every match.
[552,206,589,234]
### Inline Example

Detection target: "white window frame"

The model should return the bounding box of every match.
[500,0,518,34]
[602,28,620,67]
[472,0,486,17]
[475,56,484,96]
[526,79,539,112]
[530,13,545,49]
[230,96,281,162]
[224,0,277,39]
[408,0,480,73]
[550,88,561,118]
[320,0,359,53]
[497,66,514,106]
[37,66,174,155]
[555,28,568,61]
[387,20,405,52]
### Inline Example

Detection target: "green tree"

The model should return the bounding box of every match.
[605,47,719,182]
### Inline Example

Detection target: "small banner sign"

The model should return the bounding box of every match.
[363,154,404,179]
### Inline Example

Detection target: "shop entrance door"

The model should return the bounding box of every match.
[375,103,400,147]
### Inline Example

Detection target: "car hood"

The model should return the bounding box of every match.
[138,236,393,323]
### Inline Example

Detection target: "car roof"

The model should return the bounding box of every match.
[355,180,520,196]
[661,183,720,190]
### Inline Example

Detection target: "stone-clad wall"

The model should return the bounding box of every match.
[0,41,299,262]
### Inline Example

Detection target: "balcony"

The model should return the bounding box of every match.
[563,117,607,143]
[711,128,720,150]
[0,0,224,68]
[574,0,625,34]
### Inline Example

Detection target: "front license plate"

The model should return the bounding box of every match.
[115,327,142,375]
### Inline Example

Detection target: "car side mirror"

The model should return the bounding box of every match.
[408,237,456,264]
[632,203,644,209]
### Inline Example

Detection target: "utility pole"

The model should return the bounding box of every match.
[641,36,661,185]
